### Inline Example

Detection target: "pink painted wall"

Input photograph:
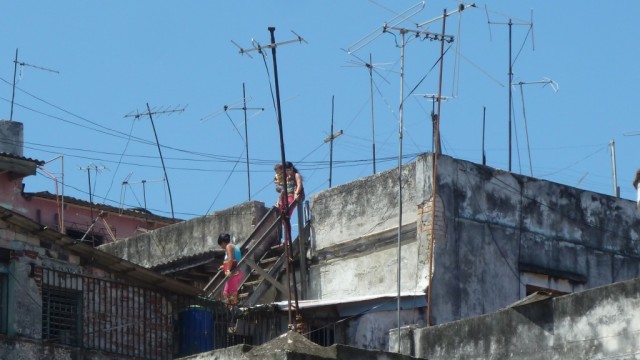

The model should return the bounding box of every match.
[0,172,174,244]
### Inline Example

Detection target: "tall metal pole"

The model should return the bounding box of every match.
[329,96,335,187]
[610,139,619,197]
[242,83,252,200]
[268,27,300,330]
[369,53,377,175]
[10,49,18,121]
[146,103,175,220]
[508,19,513,172]
[427,8,448,328]
[482,107,487,165]
[396,29,406,346]
[86,168,94,245]
[142,180,148,211]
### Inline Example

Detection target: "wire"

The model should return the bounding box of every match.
[102,120,137,202]
[204,150,245,215]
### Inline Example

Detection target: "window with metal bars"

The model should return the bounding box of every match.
[0,273,6,334]
[42,285,82,346]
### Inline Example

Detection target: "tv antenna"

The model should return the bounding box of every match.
[346,0,462,340]
[120,173,166,214]
[124,104,186,220]
[79,163,107,245]
[512,78,558,176]
[219,83,264,201]
[485,6,535,172]
[324,95,343,188]
[232,27,306,332]
[9,48,59,121]
[342,52,392,174]
[416,93,450,153]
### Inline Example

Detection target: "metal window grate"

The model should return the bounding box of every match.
[42,285,82,346]
[0,273,6,334]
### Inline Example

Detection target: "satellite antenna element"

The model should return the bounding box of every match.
[124,104,186,220]
[9,48,59,121]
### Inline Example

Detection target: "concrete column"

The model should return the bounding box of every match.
[0,120,24,157]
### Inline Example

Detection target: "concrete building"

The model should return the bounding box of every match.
[392,276,640,359]
[0,120,176,245]
[295,153,636,351]
[0,204,213,359]
[98,152,640,357]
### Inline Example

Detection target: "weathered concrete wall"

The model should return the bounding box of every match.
[422,154,640,325]
[310,152,640,329]
[178,330,418,359]
[311,163,417,249]
[0,336,138,360]
[99,201,269,268]
[0,120,24,156]
[309,164,427,300]
[400,276,640,359]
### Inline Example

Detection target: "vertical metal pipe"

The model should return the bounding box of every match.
[329,96,335,188]
[10,49,18,121]
[243,83,252,200]
[268,26,301,330]
[396,30,406,347]
[146,103,175,220]
[427,8,448,328]
[482,107,486,165]
[610,139,619,197]
[508,19,513,172]
[370,53,377,175]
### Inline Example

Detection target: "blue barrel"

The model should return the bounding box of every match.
[178,306,214,355]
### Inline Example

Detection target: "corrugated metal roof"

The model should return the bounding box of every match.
[0,152,44,165]
[0,206,201,297]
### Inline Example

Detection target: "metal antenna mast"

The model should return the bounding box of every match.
[9,48,59,121]
[416,93,450,153]
[324,95,343,188]
[223,83,264,201]
[343,52,391,174]
[512,78,558,176]
[347,0,459,345]
[121,175,166,214]
[79,164,106,246]
[233,28,307,332]
[124,104,186,220]
[485,7,534,172]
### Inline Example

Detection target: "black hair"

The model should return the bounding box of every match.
[285,161,298,173]
[217,233,231,245]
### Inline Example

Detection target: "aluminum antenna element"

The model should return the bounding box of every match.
[232,30,307,58]
[346,1,425,54]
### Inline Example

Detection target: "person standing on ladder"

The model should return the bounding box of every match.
[217,233,243,310]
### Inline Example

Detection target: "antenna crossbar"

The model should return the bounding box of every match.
[347,1,426,54]
[232,31,307,57]
[417,3,476,28]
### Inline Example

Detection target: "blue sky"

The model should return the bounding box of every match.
[2,1,639,220]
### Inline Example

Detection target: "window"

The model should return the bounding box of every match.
[0,248,9,334]
[42,285,82,346]
[520,271,584,299]
[308,325,335,347]
[0,272,7,334]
